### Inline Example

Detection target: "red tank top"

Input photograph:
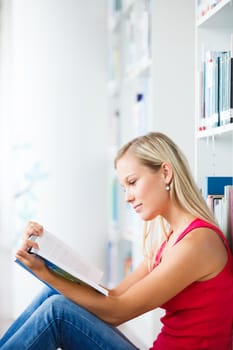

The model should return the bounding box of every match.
[150,218,233,350]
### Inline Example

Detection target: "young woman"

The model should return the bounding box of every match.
[1,132,232,350]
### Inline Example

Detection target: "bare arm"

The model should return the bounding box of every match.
[16,222,227,326]
[109,259,150,296]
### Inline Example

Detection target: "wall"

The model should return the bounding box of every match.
[0,0,108,319]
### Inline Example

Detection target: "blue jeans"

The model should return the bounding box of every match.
[0,287,139,349]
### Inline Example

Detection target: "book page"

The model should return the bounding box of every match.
[31,230,103,284]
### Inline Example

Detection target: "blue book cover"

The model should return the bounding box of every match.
[15,258,59,294]
[205,176,233,196]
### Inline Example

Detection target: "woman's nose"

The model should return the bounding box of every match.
[124,188,134,202]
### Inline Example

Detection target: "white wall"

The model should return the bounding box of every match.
[0,0,108,318]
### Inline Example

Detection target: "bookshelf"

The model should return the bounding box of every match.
[107,0,195,347]
[107,0,152,288]
[107,2,156,346]
[195,0,233,239]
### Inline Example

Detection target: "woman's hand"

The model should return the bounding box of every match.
[15,221,48,278]
[18,220,43,253]
[22,220,44,242]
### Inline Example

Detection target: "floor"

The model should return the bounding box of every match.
[118,323,148,350]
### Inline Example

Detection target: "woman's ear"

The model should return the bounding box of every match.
[161,162,173,184]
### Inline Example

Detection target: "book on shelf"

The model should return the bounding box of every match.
[221,185,233,250]
[206,194,224,216]
[205,176,233,248]
[205,176,233,197]
[15,230,108,296]
[198,42,233,131]
[230,34,233,122]
[230,186,233,249]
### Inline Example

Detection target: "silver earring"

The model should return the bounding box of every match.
[165,184,170,191]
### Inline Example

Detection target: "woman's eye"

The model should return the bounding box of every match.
[129,180,136,185]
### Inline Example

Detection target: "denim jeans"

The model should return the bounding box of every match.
[0,286,139,350]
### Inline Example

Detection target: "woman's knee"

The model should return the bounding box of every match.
[43,294,66,310]
[41,294,79,321]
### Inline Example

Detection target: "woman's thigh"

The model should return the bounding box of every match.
[44,294,139,350]
[2,293,139,350]
[0,286,57,347]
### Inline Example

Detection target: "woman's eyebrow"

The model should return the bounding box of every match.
[125,174,136,182]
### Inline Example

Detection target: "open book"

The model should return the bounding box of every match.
[15,230,108,296]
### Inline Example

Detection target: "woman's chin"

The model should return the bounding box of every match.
[140,213,157,221]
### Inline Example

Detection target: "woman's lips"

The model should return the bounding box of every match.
[134,203,142,212]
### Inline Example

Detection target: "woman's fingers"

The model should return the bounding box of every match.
[15,221,46,274]
[16,248,45,271]
[23,221,44,240]
[20,237,39,252]
[16,248,35,262]
[19,221,43,251]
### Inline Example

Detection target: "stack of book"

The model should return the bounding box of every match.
[205,176,233,250]
[198,46,233,131]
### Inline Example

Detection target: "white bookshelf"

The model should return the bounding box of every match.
[107,0,195,347]
[195,0,233,191]
[107,0,153,285]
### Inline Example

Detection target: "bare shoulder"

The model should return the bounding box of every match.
[165,226,228,281]
[184,226,227,257]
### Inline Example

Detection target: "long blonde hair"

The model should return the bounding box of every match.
[115,132,218,267]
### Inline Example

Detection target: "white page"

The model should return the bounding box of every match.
[30,230,103,284]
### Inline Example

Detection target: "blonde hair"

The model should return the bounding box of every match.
[115,132,218,268]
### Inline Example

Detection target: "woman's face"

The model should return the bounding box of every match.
[116,153,171,221]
